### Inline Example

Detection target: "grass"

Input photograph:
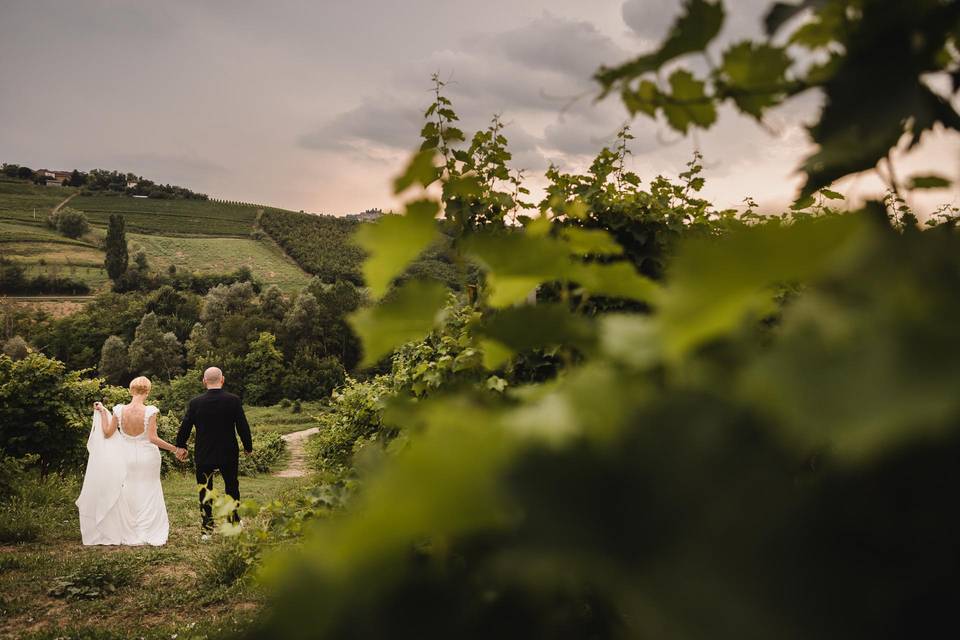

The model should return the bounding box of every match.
[245,400,328,436]
[0,471,311,640]
[0,413,323,639]
[128,234,312,292]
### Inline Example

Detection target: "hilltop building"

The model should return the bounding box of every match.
[36,169,71,186]
[345,208,383,222]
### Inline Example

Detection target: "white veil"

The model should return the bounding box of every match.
[76,408,126,544]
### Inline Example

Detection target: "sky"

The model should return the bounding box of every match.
[1,0,957,217]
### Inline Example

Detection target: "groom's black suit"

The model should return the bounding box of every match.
[177,388,253,531]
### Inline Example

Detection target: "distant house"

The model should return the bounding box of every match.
[127,181,139,189]
[345,208,383,222]
[36,169,72,186]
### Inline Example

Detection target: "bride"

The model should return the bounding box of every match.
[76,376,182,546]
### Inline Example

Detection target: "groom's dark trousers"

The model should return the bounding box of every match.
[177,388,253,532]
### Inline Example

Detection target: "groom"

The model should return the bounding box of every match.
[176,366,253,535]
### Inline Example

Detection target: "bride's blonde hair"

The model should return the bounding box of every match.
[129,376,152,397]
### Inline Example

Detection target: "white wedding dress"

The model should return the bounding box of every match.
[76,404,169,546]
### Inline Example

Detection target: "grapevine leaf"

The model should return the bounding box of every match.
[764,0,825,36]
[791,195,815,210]
[566,262,659,303]
[656,215,864,361]
[908,174,951,189]
[349,279,449,367]
[720,41,792,119]
[479,305,597,368]
[596,0,724,90]
[663,69,716,133]
[393,149,438,194]
[819,188,844,200]
[354,199,439,299]
[560,228,624,256]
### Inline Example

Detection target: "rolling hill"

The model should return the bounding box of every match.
[0,177,312,294]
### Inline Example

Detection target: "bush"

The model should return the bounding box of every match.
[47,207,91,239]
[238,432,286,476]
[48,555,139,600]
[198,542,250,589]
[308,377,390,473]
[0,353,125,471]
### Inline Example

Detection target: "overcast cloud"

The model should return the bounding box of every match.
[0,0,955,215]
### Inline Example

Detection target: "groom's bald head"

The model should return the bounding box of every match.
[203,367,224,388]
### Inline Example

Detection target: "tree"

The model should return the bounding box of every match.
[243,331,285,405]
[48,207,90,239]
[260,285,289,320]
[282,292,321,345]
[16,166,33,180]
[67,169,86,187]
[98,335,129,385]
[185,322,214,367]
[128,312,183,381]
[104,214,129,280]
[283,352,345,401]
[0,352,120,470]
[1,336,30,361]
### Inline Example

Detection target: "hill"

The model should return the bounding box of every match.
[0,177,312,294]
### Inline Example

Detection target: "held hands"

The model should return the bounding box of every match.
[174,447,189,463]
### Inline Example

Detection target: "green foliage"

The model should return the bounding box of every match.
[97,335,129,385]
[0,453,81,542]
[47,207,91,239]
[243,332,285,406]
[127,312,184,381]
[0,352,123,470]
[349,280,450,367]
[103,213,128,280]
[259,210,364,284]
[354,201,440,299]
[238,432,286,476]
[2,335,30,360]
[47,556,139,601]
[596,0,960,197]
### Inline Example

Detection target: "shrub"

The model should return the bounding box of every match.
[47,207,91,239]
[198,542,250,589]
[2,335,29,360]
[238,432,286,476]
[48,555,139,600]
[0,353,125,471]
[307,377,390,473]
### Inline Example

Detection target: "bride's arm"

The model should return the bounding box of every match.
[93,402,118,437]
[146,413,178,453]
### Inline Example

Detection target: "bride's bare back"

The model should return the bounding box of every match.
[120,403,146,437]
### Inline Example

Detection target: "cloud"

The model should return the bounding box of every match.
[490,13,628,79]
[298,98,423,154]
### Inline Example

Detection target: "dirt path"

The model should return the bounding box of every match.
[51,192,77,214]
[275,427,319,478]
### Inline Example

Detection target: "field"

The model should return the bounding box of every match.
[128,234,312,292]
[0,179,313,294]
[70,194,266,237]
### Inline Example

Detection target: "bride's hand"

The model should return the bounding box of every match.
[93,401,105,412]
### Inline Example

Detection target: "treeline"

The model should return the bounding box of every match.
[2,275,362,405]
[1,163,208,200]
[0,258,90,295]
